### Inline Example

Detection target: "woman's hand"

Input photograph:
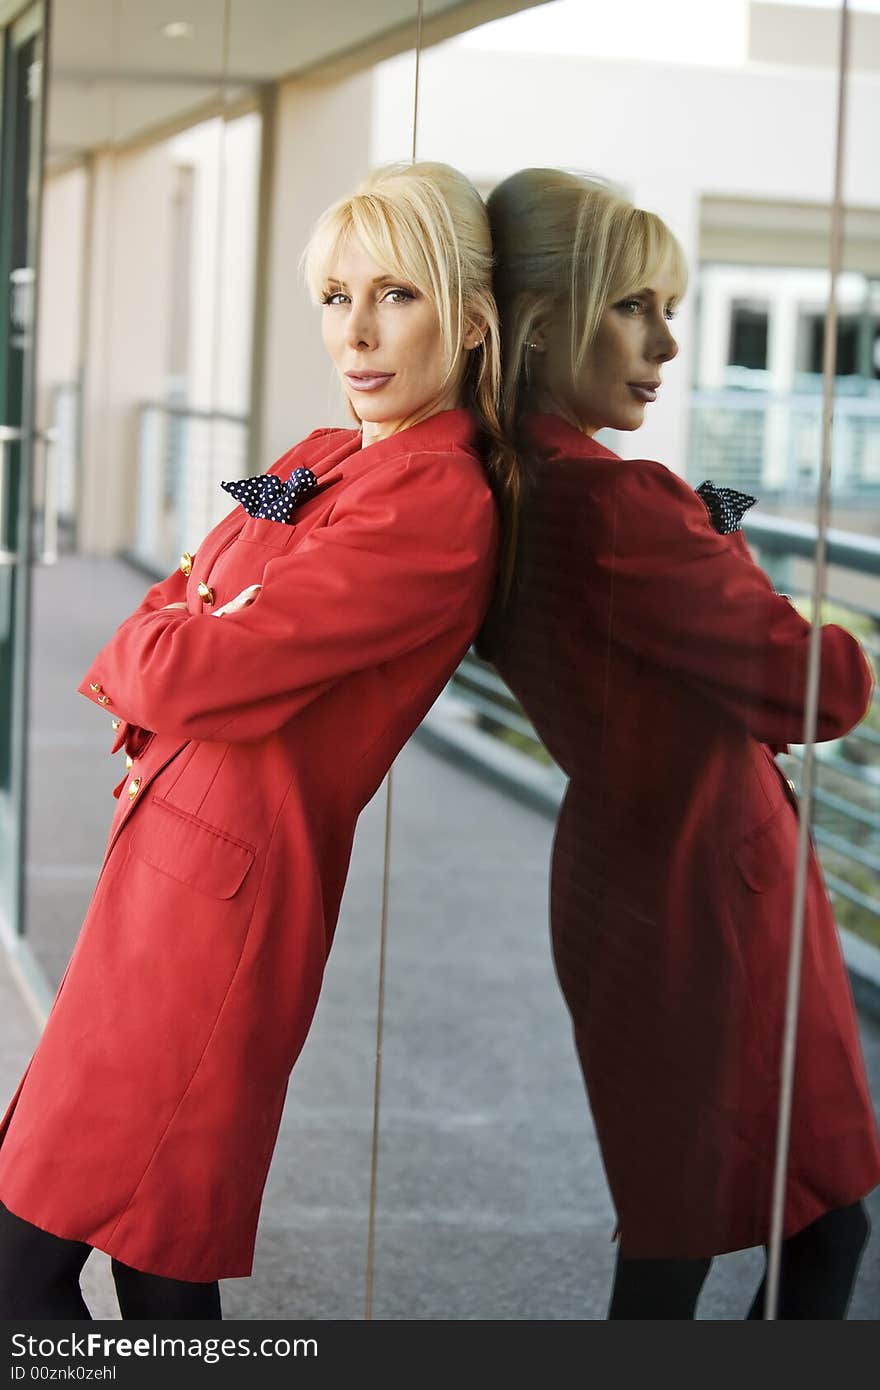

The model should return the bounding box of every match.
[211,584,262,617]
[160,587,261,617]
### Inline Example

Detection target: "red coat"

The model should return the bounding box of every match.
[482,412,880,1259]
[0,409,498,1281]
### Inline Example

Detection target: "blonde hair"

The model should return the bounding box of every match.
[487,168,688,437]
[302,161,522,598]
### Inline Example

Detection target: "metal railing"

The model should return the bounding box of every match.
[688,388,880,500]
[0,424,60,566]
[133,402,250,575]
[50,381,80,529]
[449,517,880,946]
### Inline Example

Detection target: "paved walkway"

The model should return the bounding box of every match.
[1,554,878,1319]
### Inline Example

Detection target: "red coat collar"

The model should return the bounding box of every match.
[525,411,621,464]
[287,408,479,484]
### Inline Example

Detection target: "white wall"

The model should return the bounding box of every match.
[259,70,374,466]
[36,164,87,421]
[35,164,89,520]
[170,112,261,416]
[78,146,175,554]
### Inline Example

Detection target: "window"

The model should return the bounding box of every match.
[800,313,860,377]
[728,300,769,370]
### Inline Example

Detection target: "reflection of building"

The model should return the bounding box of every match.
[692,264,880,505]
[372,1,880,511]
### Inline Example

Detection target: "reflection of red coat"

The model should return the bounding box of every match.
[0,409,498,1281]
[483,413,880,1259]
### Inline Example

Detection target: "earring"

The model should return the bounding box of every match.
[526,341,539,350]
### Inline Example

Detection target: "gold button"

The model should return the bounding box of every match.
[97,694,111,705]
[127,777,141,800]
[180,550,194,577]
[197,582,214,604]
[125,755,133,769]
[90,681,102,693]
[111,718,122,731]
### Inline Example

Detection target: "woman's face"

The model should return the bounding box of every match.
[321,234,475,446]
[536,272,680,437]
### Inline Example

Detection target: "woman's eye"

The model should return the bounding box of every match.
[322,291,348,306]
[664,306,678,321]
[617,298,643,314]
[383,288,415,303]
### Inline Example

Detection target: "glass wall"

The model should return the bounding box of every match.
[371,0,880,1319]
[0,2,46,961]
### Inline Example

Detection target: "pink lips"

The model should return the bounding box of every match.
[628,382,659,403]
[345,371,394,392]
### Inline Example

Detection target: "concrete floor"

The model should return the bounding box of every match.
[1,553,878,1320]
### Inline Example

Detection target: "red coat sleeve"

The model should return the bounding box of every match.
[101,567,190,758]
[78,449,498,744]
[583,459,872,744]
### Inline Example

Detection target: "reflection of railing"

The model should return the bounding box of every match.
[688,389,880,500]
[448,517,880,947]
[133,402,249,575]
[746,519,880,941]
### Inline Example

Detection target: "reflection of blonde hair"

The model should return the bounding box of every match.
[302,161,521,598]
[487,168,688,433]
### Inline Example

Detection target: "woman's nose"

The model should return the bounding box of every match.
[655,321,678,363]
[347,306,377,349]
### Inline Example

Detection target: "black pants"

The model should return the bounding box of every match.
[608,1200,871,1319]
[0,1203,222,1320]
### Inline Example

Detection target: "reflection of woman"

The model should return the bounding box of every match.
[0,162,515,1319]
[482,168,880,1318]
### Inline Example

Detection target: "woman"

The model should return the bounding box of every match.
[481,167,880,1318]
[0,161,516,1319]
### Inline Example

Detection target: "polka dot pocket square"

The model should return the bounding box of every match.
[696,480,757,535]
[221,467,319,524]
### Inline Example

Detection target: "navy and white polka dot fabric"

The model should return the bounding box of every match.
[221,467,319,524]
[696,480,757,535]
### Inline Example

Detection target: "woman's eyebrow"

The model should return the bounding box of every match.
[626,286,678,309]
[324,274,408,289]
[637,286,677,302]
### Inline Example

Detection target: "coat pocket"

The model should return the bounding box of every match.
[133,798,256,899]
[236,515,297,550]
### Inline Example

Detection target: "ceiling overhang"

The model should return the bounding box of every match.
[36,0,550,162]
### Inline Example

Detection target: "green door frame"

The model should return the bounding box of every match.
[0,0,47,948]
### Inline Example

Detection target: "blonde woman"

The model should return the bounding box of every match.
[0,162,518,1319]
[481,168,879,1318]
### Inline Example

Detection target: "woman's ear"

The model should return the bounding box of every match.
[523,291,554,354]
[525,310,549,353]
[463,314,489,351]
